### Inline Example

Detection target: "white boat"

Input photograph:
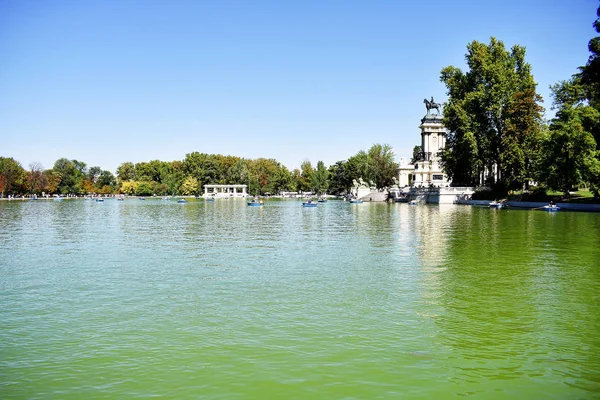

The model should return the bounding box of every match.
[409,200,418,205]
[541,204,560,212]
[489,201,505,209]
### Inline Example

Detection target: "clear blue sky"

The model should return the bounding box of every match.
[1,0,597,173]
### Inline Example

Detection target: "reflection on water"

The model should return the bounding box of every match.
[0,199,599,398]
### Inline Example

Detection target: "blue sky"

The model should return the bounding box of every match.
[1,0,597,173]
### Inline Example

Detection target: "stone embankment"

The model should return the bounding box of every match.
[457,199,600,212]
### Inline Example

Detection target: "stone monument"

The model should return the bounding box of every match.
[412,97,449,187]
[351,177,372,199]
[400,97,474,204]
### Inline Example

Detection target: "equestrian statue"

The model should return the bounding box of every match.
[423,96,442,114]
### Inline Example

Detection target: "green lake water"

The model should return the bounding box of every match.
[1,198,599,399]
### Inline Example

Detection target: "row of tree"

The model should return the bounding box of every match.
[0,144,399,197]
[439,7,600,198]
[0,158,116,197]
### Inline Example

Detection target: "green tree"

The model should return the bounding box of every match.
[135,181,154,196]
[53,158,86,194]
[180,176,199,195]
[556,5,600,197]
[410,145,422,164]
[87,166,102,183]
[328,161,351,195]
[311,160,330,194]
[346,151,370,184]
[367,143,398,188]
[499,88,545,190]
[116,162,135,183]
[97,170,116,189]
[440,37,544,190]
[120,180,136,195]
[539,105,600,196]
[0,157,26,196]
[297,160,314,192]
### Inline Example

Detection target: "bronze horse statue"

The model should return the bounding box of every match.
[423,97,441,114]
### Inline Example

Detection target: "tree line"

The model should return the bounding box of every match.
[439,6,600,198]
[0,144,398,197]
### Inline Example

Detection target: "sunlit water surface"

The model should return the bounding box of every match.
[1,199,599,399]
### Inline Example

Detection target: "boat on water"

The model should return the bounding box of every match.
[541,204,560,212]
[139,197,146,201]
[349,198,363,204]
[177,199,188,204]
[317,197,327,203]
[409,200,418,206]
[302,199,318,207]
[247,198,264,206]
[489,200,505,209]
[205,197,215,202]
[95,198,104,203]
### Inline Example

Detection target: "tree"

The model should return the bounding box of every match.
[328,160,354,195]
[53,158,86,194]
[311,160,330,194]
[410,145,422,164]
[367,143,398,188]
[28,162,44,194]
[346,151,370,183]
[97,170,116,189]
[43,170,61,194]
[578,6,600,116]
[297,160,314,192]
[0,157,26,196]
[440,37,544,190]
[539,105,600,196]
[116,162,135,182]
[180,176,199,195]
[500,88,545,190]
[135,181,154,196]
[87,166,102,183]
[120,180,136,195]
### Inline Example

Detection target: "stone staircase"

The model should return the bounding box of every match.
[359,191,389,202]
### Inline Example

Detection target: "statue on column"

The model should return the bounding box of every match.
[423,96,442,114]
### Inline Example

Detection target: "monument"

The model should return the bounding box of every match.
[412,97,450,187]
[398,97,474,204]
[350,178,371,199]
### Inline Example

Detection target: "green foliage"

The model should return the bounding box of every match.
[97,170,116,189]
[543,7,600,198]
[327,161,350,195]
[311,161,330,194]
[116,162,135,182]
[0,157,26,196]
[180,176,199,195]
[135,181,154,196]
[368,143,398,188]
[440,37,544,189]
[120,180,136,195]
[87,166,102,183]
[410,145,422,164]
[53,158,87,194]
[539,105,600,195]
